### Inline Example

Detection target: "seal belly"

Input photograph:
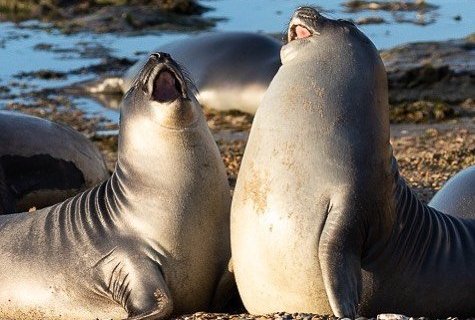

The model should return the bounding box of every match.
[0,208,127,320]
[0,278,126,320]
[232,198,331,313]
[231,128,333,313]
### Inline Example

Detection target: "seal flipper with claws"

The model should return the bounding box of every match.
[0,52,231,319]
[92,247,173,319]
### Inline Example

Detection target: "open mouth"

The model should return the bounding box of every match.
[152,66,185,103]
[288,24,313,42]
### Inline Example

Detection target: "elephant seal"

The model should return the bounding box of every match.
[0,111,109,213]
[231,7,475,318]
[429,165,475,219]
[122,32,281,114]
[0,52,231,319]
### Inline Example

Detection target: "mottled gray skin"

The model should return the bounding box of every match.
[429,166,475,219]
[231,7,475,318]
[122,32,281,114]
[0,53,231,319]
[0,111,109,213]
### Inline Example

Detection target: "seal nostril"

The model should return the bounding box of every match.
[150,52,171,62]
[296,6,321,18]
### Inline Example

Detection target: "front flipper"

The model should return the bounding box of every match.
[93,247,173,320]
[318,197,363,317]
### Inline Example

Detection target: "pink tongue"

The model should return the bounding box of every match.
[296,25,312,39]
[153,70,180,102]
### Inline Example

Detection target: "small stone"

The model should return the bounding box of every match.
[377,315,408,320]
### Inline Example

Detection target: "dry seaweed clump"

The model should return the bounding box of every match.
[152,0,204,14]
[0,0,215,33]
[393,128,475,202]
[217,139,246,189]
[389,101,456,123]
[0,0,205,16]
[343,0,438,12]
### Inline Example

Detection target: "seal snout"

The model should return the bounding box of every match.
[149,52,187,103]
[288,7,322,42]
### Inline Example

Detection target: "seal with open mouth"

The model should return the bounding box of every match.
[0,111,109,213]
[231,7,475,318]
[0,52,231,319]
[122,32,281,114]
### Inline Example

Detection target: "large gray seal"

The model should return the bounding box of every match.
[122,32,281,114]
[429,165,475,219]
[231,7,475,318]
[0,111,109,213]
[0,52,231,319]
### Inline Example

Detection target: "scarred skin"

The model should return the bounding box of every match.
[0,53,231,319]
[231,7,475,318]
[0,111,109,213]
[122,32,281,114]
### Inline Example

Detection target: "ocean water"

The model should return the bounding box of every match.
[0,0,473,121]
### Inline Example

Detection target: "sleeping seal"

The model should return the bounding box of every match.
[0,52,231,319]
[122,32,281,114]
[231,7,475,318]
[0,111,109,213]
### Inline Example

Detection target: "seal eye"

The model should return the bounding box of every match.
[152,70,181,103]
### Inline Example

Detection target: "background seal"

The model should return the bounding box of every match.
[0,111,109,213]
[122,32,281,114]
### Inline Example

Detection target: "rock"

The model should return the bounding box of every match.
[376,315,408,320]
[356,16,386,24]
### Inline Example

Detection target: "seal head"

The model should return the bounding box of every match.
[124,52,198,129]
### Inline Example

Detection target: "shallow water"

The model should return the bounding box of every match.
[205,0,474,49]
[0,0,473,122]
